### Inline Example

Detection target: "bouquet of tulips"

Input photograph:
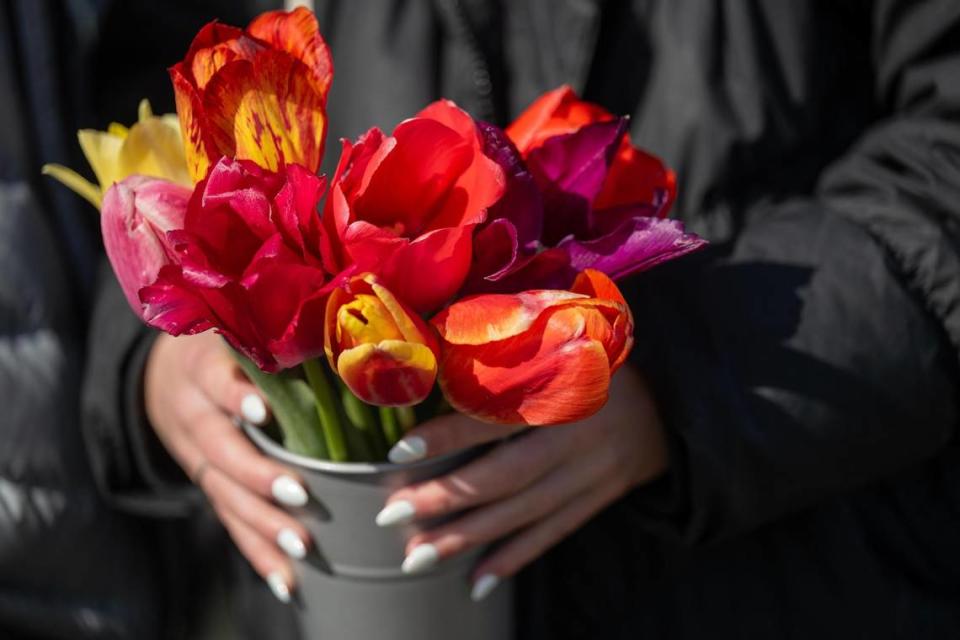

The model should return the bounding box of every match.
[46,8,704,462]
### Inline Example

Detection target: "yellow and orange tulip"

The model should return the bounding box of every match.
[325,274,440,407]
[169,7,333,182]
[42,99,191,208]
[432,269,634,425]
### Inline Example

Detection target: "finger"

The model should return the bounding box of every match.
[378,424,581,526]
[192,342,271,425]
[188,412,309,508]
[403,443,614,563]
[151,402,208,480]
[467,479,625,601]
[202,466,312,562]
[215,503,297,604]
[386,412,526,464]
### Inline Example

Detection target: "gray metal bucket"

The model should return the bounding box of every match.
[244,423,515,640]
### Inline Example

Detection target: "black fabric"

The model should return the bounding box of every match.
[0,2,166,637]
[74,0,960,638]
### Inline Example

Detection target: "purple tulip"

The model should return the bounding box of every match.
[465,119,705,295]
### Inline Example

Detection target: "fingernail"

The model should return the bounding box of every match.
[266,571,291,604]
[277,528,307,560]
[241,394,268,425]
[401,543,439,575]
[375,500,416,527]
[471,574,500,602]
[272,476,308,507]
[388,436,427,464]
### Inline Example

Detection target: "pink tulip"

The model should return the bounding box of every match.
[100,175,191,315]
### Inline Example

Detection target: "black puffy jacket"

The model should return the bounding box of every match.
[0,2,167,637]
[79,0,960,638]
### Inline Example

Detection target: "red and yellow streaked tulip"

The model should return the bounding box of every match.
[169,7,333,182]
[432,269,634,425]
[43,99,191,208]
[325,275,440,406]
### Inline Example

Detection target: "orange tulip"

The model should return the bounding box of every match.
[325,275,440,406]
[169,7,333,182]
[432,269,634,425]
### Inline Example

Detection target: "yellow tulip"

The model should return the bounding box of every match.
[43,99,192,208]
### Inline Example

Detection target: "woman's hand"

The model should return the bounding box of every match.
[144,331,311,604]
[375,364,667,602]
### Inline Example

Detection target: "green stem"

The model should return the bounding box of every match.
[396,406,417,432]
[339,380,387,462]
[302,359,349,462]
[379,407,404,448]
[232,351,327,458]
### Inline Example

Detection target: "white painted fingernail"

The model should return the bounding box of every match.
[375,500,416,527]
[241,394,268,425]
[266,572,291,604]
[401,543,439,574]
[272,476,308,507]
[388,436,427,464]
[277,528,307,560]
[471,574,500,602]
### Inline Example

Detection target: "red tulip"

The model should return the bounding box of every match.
[432,269,633,425]
[140,157,343,371]
[100,176,192,315]
[325,274,439,406]
[169,7,333,182]
[324,99,506,313]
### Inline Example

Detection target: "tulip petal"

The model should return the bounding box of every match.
[413,101,506,231]
[345,222,475,314]
[559,216,707,280]
[139,265,217,336]
[432,289,583,345]
[466,218,520,286]
[41,163,102,208]
[245,258,336,369]
[438,308,612,425]
[272,163,327,265]
[191,34,261,90]
[337,340,438,407]
[469,246,575,293]
[477,121,543,248]
[368,280,433,346]
[181,22,249,85]
[594,140,677,215]
[170,65,217,183]
[383,225,476,314]
[570,271,634,370]
[506,85,612,156]
[100,176,191,313]
[118,106,192,188]
[570,268,627,305]
[202,50,327,173]
[77,128,126,189]
[527,118,629,244]
[354,117,473,234]
[248,7,333,94]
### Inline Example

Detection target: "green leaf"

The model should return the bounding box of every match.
[233,354,328,459]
